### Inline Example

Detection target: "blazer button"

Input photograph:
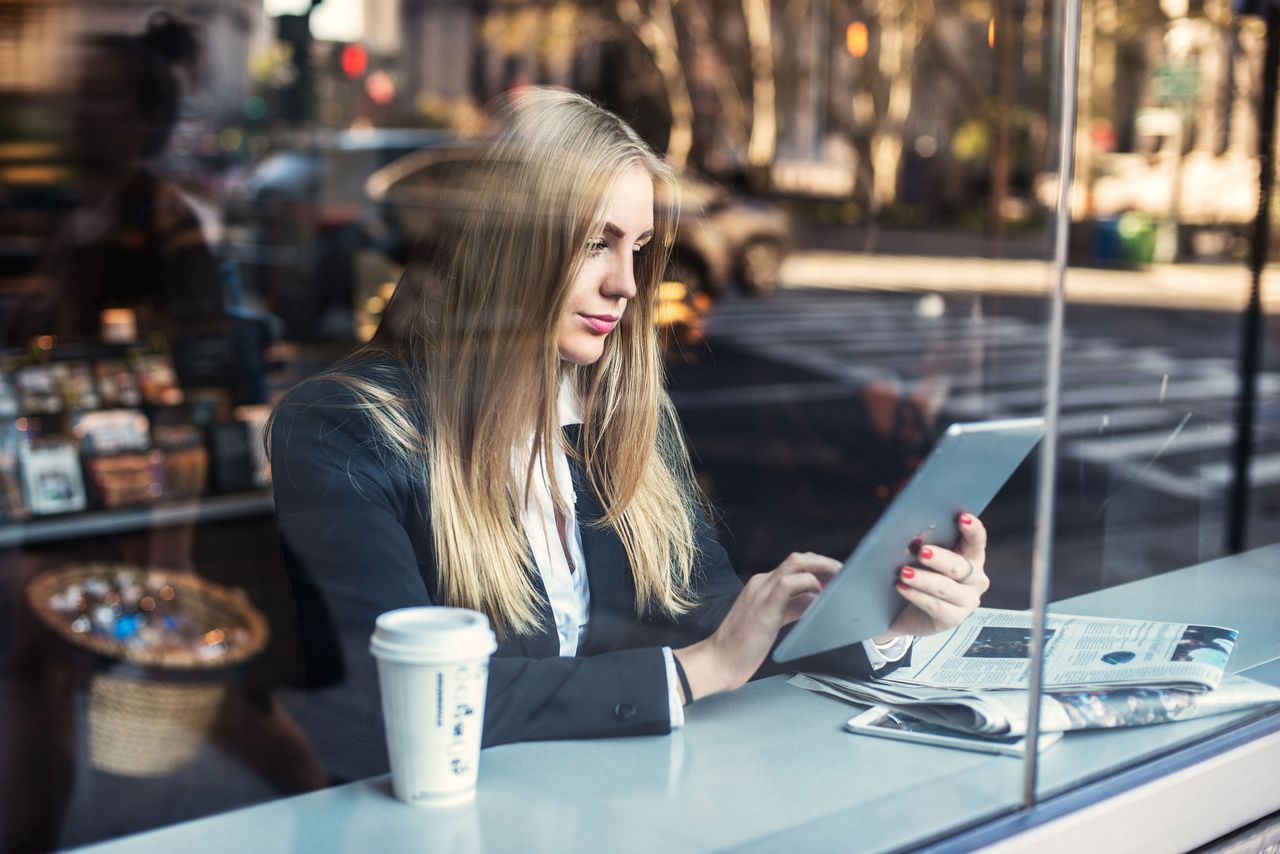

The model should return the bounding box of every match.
[613,703,637,721]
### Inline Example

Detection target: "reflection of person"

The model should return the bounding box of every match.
[270,88,993,748]
[6,13,224,344]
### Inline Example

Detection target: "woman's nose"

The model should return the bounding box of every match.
[604,253,638,300]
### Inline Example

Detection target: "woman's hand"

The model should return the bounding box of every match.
[673,552,840,703]
[879,512,989,639]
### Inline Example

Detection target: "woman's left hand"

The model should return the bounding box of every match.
[880,512,989,639]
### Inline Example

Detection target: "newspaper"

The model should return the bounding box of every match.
[791,673,1280,737]
[886,608,1239,692]
[788,608,1280,737]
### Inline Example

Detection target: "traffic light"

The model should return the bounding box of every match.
[846,22,869,58]
[340,43,368,79]
[276,13,314,123]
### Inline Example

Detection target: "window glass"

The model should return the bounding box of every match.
[1034,0,1280,804]
[11,0,1247,847]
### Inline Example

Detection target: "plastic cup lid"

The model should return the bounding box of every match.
[370,607,497,663]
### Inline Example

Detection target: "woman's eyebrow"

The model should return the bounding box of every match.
[603,222,655,241]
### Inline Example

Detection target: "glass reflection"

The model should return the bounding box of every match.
[17,0,1278,846]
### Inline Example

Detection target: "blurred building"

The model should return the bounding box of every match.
[363,0,401,55]
[0,0,260,118]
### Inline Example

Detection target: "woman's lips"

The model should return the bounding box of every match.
[579,313,619,334]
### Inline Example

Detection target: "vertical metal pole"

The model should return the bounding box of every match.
[1227,1,1280,554]
[1023,0,1083,807]
[815,0,829,156]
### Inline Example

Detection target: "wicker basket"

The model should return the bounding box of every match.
[26,563,270,777]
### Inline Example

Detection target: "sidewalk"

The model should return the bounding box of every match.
[782,250,1279,312]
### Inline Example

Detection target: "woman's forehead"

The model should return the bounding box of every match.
[599,167,655,235]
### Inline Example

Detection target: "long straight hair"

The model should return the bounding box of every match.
[294,88,702,638]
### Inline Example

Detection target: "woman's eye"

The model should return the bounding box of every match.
[586,238,608,255]
[634,243,651,258]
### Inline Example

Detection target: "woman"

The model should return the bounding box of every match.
[6,12,225,346]
[270,87,989,749]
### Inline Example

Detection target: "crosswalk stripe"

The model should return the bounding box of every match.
[695,289,1278,500]
[1066,421,1243,463]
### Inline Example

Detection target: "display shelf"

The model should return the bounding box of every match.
[0,490,275,548]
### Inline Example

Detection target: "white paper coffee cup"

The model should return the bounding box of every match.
[370,607,497,807]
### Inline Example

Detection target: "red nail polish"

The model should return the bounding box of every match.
[895,581,909,591]
[960,514,973,525]
[900,567,915,579]
[918,547,933,560]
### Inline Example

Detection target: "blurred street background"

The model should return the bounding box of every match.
[3,0,1277,632]
[3,0,1280,845]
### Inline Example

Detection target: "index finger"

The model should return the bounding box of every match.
[956,512,987,561]
[777,552,842,583]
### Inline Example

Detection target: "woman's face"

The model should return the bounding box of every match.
[557,166,655,366]
[73,48,148,176]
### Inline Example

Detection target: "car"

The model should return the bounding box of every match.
[667,172,792,297]
[221,128,455,338]
[364,149,792,298]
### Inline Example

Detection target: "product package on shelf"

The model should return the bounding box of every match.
[72,410,151,456]
[0,372,18,418]
[132,353,184,407]
[84,452,164,509]
[94,360,142,408]
[16,364,62,415]
[0,336,269,525]
[0,421,27,519]
[74,409,160,509]
[153,423,208,500]
[52,361,101,410]
[21,440,87,515]
[205,420,255,494]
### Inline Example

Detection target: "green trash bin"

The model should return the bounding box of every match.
[1116,212,1157,266]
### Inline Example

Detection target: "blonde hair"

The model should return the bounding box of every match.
[291,87,701,638]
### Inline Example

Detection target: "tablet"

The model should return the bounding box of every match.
[771,417,1045,663]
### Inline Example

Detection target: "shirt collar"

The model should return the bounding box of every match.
[557,377,582,428]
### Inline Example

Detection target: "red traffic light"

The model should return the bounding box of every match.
[340,43,368,78]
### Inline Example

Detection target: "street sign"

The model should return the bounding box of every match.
[1154,62,1200,104]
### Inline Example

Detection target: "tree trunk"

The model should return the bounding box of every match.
[870,0,917,208]
[743,0,779,175]
[618,0,695,167]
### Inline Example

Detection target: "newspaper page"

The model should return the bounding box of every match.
[880,608,1237,692]
[789,674,1280,737]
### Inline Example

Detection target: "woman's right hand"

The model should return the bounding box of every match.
[673,552,840,703]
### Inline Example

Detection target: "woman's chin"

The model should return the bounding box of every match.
[557,340,606,366]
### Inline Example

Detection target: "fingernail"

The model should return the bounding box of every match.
[960,514,973,525]
[900,567,915,579]
[895,581,910,591]
[918,547,933,560]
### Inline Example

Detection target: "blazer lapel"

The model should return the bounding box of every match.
[502,566,559,659]
[562,424,638,654]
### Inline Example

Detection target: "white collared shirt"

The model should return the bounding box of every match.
[519,381,908,728]
[518,382,592,657]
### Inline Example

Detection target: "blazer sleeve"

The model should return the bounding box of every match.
[271,379,674,748]
[646,512,912,681]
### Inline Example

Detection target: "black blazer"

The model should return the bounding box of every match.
[271,361,907,748]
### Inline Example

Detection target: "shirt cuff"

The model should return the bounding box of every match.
[662,646,685,728]
[863,635,913,670]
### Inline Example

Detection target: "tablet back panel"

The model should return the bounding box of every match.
[772,417,1045,663]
